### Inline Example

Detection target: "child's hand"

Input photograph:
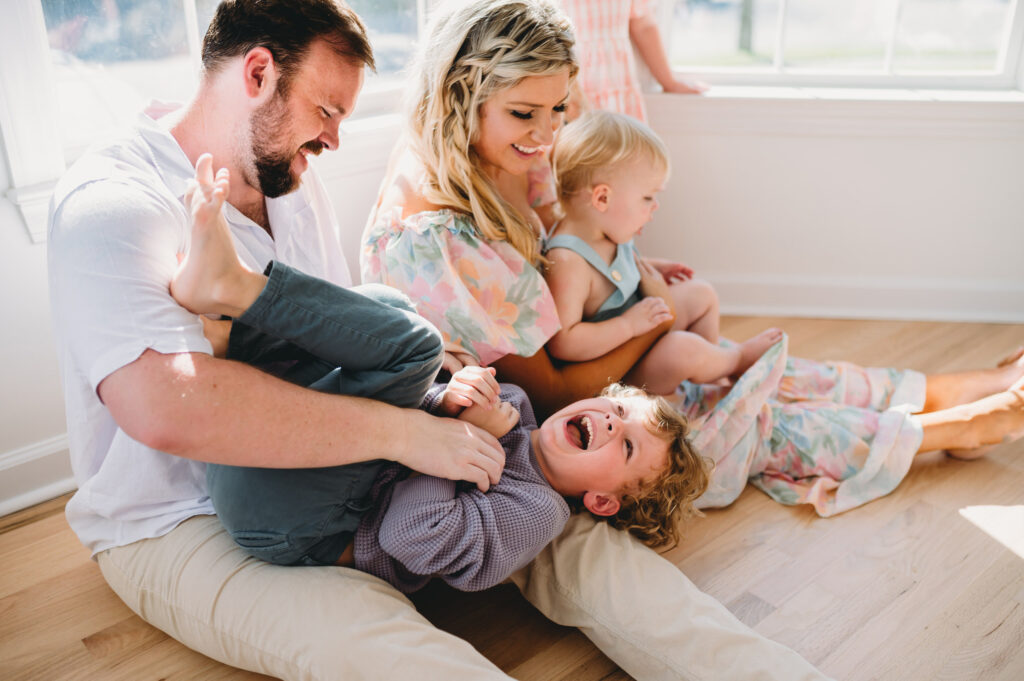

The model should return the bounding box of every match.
[623,296,673,336]
[460,399,521,440]
[441,341,479,375]
[662,77,709,95]
[439,366,501,417]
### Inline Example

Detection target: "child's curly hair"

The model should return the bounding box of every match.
[592,384,711,549]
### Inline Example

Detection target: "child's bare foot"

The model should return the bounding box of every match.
[733,328,784,378]
[170,154,264,317]
[459,400,520,439]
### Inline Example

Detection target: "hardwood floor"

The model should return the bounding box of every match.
[2,318,1023,681]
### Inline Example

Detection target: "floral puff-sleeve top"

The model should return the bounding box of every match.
[361,207,562,366]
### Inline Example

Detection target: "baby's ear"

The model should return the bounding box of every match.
[591,183,610,212]
[582,491,620,517]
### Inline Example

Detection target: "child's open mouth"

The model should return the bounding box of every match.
[566,414,593,450]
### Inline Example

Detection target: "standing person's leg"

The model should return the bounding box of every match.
[512,515,833,681]
[98,515,512,681]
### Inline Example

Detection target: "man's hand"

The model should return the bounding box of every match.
[398,410,506,492]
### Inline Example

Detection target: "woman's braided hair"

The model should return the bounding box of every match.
[408,0,577,264]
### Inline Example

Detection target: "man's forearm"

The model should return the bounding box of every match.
[101,349,411,468]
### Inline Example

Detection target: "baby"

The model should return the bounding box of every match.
[543,110,782,394]
[173,155,709,594]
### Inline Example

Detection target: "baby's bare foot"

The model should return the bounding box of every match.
[170,155,262,317]
[460,400,520,439]
[734,328,784,377]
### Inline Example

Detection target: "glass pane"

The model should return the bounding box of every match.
[41,0,197,152]
[346,0,418,84]
[894,0,1013,72]
[783,0,894,70]
[671,0,780,68]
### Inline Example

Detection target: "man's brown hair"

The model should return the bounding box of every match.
[202,0,375,95]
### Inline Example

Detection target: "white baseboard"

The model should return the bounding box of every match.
[0,434,76,517]
[710,274,1024,323]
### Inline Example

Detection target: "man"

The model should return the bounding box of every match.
[48,1,830,679]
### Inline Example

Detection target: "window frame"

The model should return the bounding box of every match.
[665,0,1024,91]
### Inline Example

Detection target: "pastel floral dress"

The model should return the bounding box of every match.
[361,208,927,516]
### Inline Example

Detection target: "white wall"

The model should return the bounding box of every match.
[2,93,1023,514]
[0,133,74,515]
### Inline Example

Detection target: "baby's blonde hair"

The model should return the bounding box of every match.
[552,110,670,201]
[407,0,577,265]
[594,383,709,549]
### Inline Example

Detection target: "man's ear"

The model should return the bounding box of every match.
[590,183,610,213]
[242,47,277,101]
[582,491,620,517]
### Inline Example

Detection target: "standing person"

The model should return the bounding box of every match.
[47,2,531,679]
[561,0,707,122]
[363,0,1024,673]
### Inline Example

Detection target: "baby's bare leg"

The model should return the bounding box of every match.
[459,401,520,439]
[626,328,784,393]
[170,154,267,318]
[668,278,720,343]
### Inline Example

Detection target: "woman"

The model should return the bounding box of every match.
[362,0,1023,673]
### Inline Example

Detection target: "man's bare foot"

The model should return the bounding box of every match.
[170,154,265,317]
[946,387,1024,459]
[733,328,784,377]
[459,400,520,439]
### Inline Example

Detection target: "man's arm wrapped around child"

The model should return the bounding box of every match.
[375,385,570,592]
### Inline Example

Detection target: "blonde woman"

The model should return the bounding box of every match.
[362,0,1024,678]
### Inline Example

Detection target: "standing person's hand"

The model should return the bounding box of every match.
[397,409,506,492]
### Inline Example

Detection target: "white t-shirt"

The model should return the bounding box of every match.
[48,109,352,556]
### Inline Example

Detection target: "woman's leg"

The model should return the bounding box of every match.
[920,348,1024,413]
[917,384,1024,455]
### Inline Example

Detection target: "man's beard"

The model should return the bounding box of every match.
[249,95,324,198]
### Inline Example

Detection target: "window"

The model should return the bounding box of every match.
[669,0,1024,87]
[38,0,423,158]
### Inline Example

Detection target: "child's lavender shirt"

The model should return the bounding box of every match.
[353,384,571,593]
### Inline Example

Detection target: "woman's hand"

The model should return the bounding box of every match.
[636,255,676,318]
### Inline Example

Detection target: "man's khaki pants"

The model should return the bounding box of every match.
[99,513,830,681]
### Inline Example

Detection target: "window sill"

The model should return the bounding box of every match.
[646,87,1024,139]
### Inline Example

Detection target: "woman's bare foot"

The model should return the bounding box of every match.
[170,154,265,318]
[936,387,1024,459]
[733,328,784,378]
[459,400,520,439]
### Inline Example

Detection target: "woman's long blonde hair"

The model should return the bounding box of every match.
[407,0,577,264]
